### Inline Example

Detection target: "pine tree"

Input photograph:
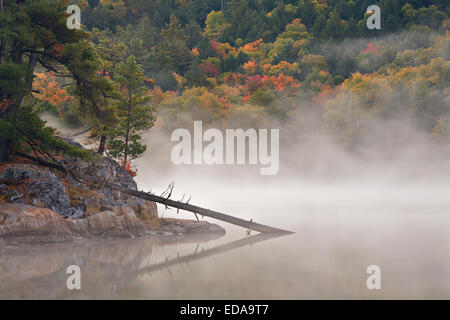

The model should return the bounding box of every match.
[90,37,126,154]
[106,56,155,164]
[160,14,192,75]
[0,0,112,163]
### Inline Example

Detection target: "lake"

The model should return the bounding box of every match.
[1,174,449,299]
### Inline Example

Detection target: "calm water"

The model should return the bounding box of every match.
[1,178,450,299]
[16,115,449,299]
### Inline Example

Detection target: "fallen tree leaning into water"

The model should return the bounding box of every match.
[105,181,292,234]
[15,152,293,234]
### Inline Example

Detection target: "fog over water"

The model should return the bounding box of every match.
[0,0,448,299]
[4,112,447,299]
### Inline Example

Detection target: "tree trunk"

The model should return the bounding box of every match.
[133,233,284,278]
[0,1,5,64]
[105,181,293,234]
[0,139,11,163]
[98,134,106,154]
[123,91,132,163]
[14,152,293,234]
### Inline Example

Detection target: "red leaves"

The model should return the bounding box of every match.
[244,75,263,94]
[49,44,65,58]
[362,42,378,54]
[0,98,12,113]
[200,62,220,77]
[121,160,137,177]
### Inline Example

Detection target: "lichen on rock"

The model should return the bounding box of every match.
[0,155,225,243]
[0,156,158,225]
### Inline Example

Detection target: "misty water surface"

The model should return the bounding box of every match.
[1,174,450,299]
[3,114,447,299]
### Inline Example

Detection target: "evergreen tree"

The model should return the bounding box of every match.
[106,56,155,164]
[0,0,111,163]
[160,14,192,75]
[90,37,126,154]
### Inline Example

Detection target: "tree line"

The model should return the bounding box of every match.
[0,0,448,169]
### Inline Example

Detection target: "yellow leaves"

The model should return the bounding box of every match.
[206,78,218,87]
[262,61,300,76]
[389,57,449,89]
[173,72,184,87]
[212,84,241,103]
[321,71,395,141]
[301,54,328,71]
[215,42,237,57]
[341,72,392,108]
[205,10,230,39]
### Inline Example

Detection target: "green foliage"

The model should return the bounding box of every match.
[205,10,230,39]
[2,0,449,164]
[159,15,192,74]
[0,62,30,101]
[106,56,155,162]
[0,102,91,160]
[0,0,113,162]
[250,89,275,106]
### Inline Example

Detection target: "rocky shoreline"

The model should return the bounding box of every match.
[0,155,225,245]
[0,203,225,245]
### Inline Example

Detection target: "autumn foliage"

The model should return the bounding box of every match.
[33,73,74,115]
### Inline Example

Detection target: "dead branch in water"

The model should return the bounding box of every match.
[13,152,293,234]
[105,181,292,234]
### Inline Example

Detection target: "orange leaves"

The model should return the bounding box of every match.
[240,39,265,60]
[291,18,303,25]
[143,77,156,88]
[210,40,236,57]
[312,85,337,106]
[261,74,301,93]
[192,48,200,56]
[241,38,264,53]
[242,95,251,102]
[97,70,111,79]
[242,73,301,97]
[33,73,74,111]
[243,59,257,75]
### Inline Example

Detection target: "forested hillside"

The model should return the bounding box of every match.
[79,0,450,134]
[1,0,449,167]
